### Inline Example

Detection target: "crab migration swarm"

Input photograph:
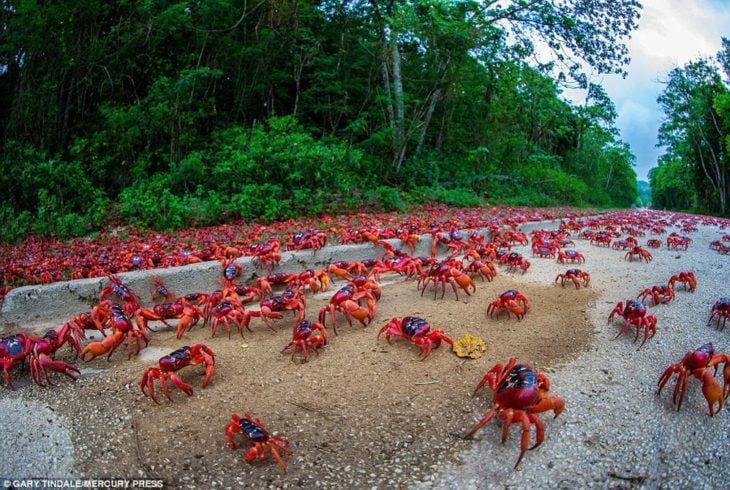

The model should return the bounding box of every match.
[2,208,730,484]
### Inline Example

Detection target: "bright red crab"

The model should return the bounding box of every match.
[708,297,730,330]
[225,413,291,473]
[637,285,675,306]
[319,276,381,335]
[487,290,529,320]
[288,268,330,294]
[658,343,730,416]
[554,269,590,289]
[209,298,250,338]
[81,301,150,361]
[285,229,327,253]
[417,260,476,300]
[668,271,697,292]
[281,320,328,361]
[134,302,204,336]
[464,259,497,282]
[498,252,531,274]
[98,274,141,315]
[377,316,453,360]
[556,249,585,264]
[318,283,376,335]
[248,290,306,331]
[140,344,215,404]
[625,246,653,263]
[220,258,244,287]
[1,325,81,389]
[463,358,565,468]
[1,334,33,389]
[250,239,282,272]
[607,300,657,347]
[646,239,662,249]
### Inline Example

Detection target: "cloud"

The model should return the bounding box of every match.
[568,0,730,181]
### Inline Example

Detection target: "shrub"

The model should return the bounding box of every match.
[118,175,191,230]
[364,186,405,211]
[226,184,289,222]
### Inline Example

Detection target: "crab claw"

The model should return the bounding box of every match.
[80,332,125,362]
[700,369,724,416]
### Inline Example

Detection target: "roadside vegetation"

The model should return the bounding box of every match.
[651,38,730,216]
[0,1,644,242]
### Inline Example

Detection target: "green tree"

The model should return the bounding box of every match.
[648,160,695,211]
[657,57,729,214]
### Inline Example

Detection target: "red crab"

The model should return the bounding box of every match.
[708,297,730,331]
[464,259,497,282]
[370,256,423,280]
[98,274,141,315]
[625,246,653,263]
[396,228,420,254]
[377,316,453,360]
[288,268,330,294]
[150,276,175,303]
[254,273,297,298]
[607,300,657,347]
[281,320,328,361]
[554,269,590,289]
[667,234,692,250]
[487,290,529,320]
[250,239,282,272]
[209,298,250,338]
[1,334,33,389]
[658,343,730,416]
[637,285,675,306]
[225,413,291,472]
[668,271,697,292]
[430,229,467,257]
[220,259,244,287]
[1,326,81,389]
[135,302,204,334]
[463,358,565,468]
[81,301,150,360]
[499,252,530,274]
[318,283,376,335]
[646,239,662,249]
[417,260,476,300]
[27,327,82,386]
[140,344,215,404]
[249,290,306,331]
[556,249,585,264]
[612,237,637,250]
[224,284,264,305]
[286,229,327,253]
[531,245,557,259]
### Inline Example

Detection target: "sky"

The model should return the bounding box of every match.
[565,0,730,181]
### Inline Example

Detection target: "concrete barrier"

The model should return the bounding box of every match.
[0,220,564,333]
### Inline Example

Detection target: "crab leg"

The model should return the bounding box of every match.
[462,406,497,440]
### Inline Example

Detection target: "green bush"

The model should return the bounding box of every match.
[0,205,31,243]
[209,117,365,198]
[118,175,192,230]
[227,184,290,221]
[364,186,406,211]
[520,162,590,205]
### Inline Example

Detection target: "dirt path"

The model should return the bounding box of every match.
[1,260,597,488]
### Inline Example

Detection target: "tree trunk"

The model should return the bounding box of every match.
[391,35,406,172]
[415,88,441,155]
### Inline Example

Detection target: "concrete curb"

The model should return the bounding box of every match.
[0,219,564,333]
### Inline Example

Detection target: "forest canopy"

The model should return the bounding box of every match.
[0,0,643,240]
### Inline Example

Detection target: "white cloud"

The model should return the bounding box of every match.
[568,0,730,180]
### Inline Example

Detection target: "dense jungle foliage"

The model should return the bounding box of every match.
[0,0,643,241]
[651,38,730,216]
